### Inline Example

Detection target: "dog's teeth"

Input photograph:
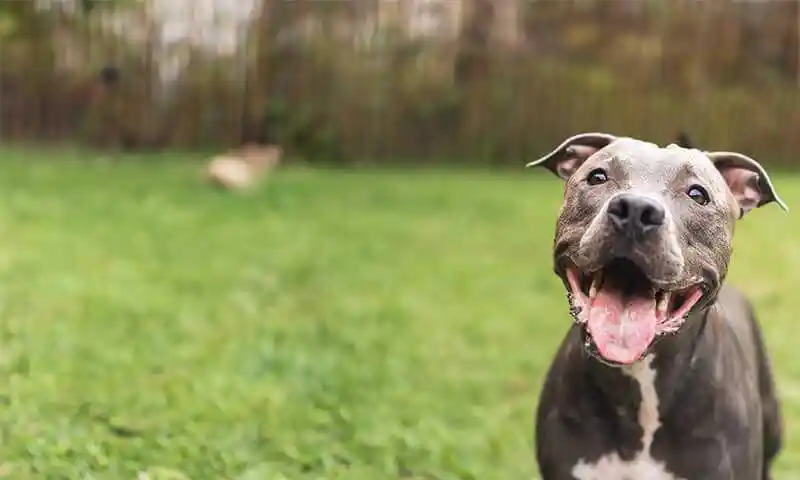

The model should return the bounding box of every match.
[657,291,671,316]
[589,272,603,300]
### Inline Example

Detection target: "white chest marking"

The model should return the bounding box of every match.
[571,355,685,480]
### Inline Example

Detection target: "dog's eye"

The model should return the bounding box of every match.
[687,185,710,205]
[586,169,608,186]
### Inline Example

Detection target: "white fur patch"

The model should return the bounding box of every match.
[207,156,253,189]
[571,355,685,480]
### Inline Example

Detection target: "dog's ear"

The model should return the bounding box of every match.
[707,152,788,217]
[526,133,617,181]
[674,131,693,149]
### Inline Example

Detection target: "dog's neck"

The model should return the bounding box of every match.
[583,307,710,415]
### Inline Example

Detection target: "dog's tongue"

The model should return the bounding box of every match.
[587,287,657,364]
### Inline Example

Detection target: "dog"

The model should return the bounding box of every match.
[205,144,283,191]
[526,132,787,479]
[674,130,693,149]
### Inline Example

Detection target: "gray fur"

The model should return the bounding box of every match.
[529,133,785,480]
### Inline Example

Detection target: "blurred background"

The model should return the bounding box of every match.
[1,0,799,479]
[2,0,799,162]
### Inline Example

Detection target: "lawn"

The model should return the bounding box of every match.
[0,148,798,479]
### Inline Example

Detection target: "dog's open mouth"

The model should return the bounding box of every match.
[566,258,704,365]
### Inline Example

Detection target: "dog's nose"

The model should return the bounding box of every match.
[607,193,665,236]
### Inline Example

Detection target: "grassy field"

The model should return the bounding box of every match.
[0,148,799,479]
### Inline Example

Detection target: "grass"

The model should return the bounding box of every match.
[0,147,799,479]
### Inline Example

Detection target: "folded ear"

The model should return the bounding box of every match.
[674,131,693,149]
[526,133,617,181]
[707,151,788,217]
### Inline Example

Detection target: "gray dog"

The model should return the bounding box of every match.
[527,132,786,480]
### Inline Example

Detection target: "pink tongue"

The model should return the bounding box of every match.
[587,289,657,364]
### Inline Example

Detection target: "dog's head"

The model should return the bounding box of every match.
[238,144,283,173]
[527,132,787,366]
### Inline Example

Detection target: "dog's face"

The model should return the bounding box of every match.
[238,145,283,172]
[528,133,787,366]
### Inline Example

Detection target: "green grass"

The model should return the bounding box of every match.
[0,148,799,479]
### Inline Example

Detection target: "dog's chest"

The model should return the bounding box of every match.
[571,454,682,480]
[571,356,685,480]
